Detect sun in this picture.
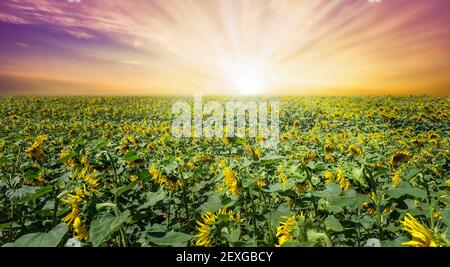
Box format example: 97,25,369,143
230,61,266,95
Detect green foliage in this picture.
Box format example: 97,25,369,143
0,96,448,247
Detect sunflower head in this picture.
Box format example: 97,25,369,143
323,171,334,184
391,170,401,187
324,143,334,153
26,135,48,159
390,150,410,169
336,168,350,190
196,208,242,247
348,144,364,157
401,213,438,247
276,216,298,247
223,167,240,196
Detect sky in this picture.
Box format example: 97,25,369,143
0,0,449,96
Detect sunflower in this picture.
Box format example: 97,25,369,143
391,170,401,187
59,148,77,169
336,168,350,190
301,151,316,164
323,171,334,184
244,145,255,157
78,168,101,191
429,139,438,146
431,165,442,177
362,201,376,215
254,148,262,158
26,135,48,159
372,162,385,169
401,213,438,247
73,217,89,241
80,154,90,168
445,179,450,188
257,179,268,188
74,186,88,198
411,138,425,147
62,195,81,225
62,193,89,241
223,126,231,145
428,132,439,139
276,164,288,187
325,153,335,163
421,149,433,158
223,167,240,196
390,150,410,169
295,182,309,193
187,161,195,170
348,144,364,157
129,175,139,182
275,216,297,247
196,211,217,247
196,208,242,247
324,143,334,153
149,163,181,190
22,172,47,186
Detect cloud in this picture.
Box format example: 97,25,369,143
0,12,29,24
15,42,30,48
0,0,449,95
64,29,96,40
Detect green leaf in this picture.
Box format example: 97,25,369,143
138,169,150,181
281,240,309,247
325,215,344,232
406,168,421,180
89,210,130,247
241,176,259,188
442,208,450,227
57,151,77,164
111,181,137,197
229,228,241,243
163,161,178,174
265,204,291,226
260,153,285,164
314,183,341,198
16,185,53,204
93,140,109,151
267,183,284,193
200,193,222,212
438,194,450,205
138,189,166,210
148,231,193,247
2,223,68,247
328,194,369,208
239,158,253,170
0,222,13,230
349,167,369,189
24,168,40,180
122,151,139,161
0,156,7,165
386,182,427,199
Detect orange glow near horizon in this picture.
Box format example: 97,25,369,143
0,0,449,96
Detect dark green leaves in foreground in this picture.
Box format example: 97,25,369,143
325,215,344,232
89,210,130,247
15,185,53,204
148,231,193,247
2,223,68,247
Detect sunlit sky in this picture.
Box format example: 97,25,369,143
0,0,449,95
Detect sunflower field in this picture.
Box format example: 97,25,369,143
0,96,449,247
